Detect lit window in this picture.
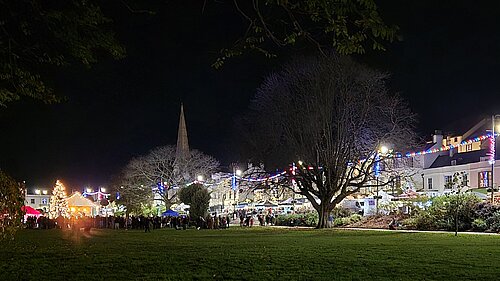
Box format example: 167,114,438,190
41,198,48,205
462,173,469,187
444,175,453,188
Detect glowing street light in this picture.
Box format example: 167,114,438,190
197,175,204,182
235,169,242,176
86,188,93,193
380,145,389,154
35,189,41,195
42,190,48,195
100,187,106,193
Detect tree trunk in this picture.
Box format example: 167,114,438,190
316,204,332,229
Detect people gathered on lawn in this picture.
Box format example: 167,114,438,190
22,210,282,231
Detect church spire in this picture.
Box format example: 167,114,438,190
176,103,190,159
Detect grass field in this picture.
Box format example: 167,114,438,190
1,227,500,280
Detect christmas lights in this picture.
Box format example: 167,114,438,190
48,180,69,219
405,134,492,157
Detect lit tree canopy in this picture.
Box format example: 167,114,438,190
241,53,416,228
117,145,219,210
178,183,211,219
0,171,24,240
49,180,69,219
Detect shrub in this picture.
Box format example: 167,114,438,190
401,217,417,230
332,214,362,227
349,214,362,223
333,217,345,227
331,206,352,218
472,218,487,232
475,202,500,220
414,211,438,230
304,212,318,226
414,194,481,231
275,213,317,227
486,211,500,232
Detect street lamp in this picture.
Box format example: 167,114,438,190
375,145,390,213
197,175,204,182
380,146,389,154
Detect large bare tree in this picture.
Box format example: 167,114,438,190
118,145,219,210
241,53,416,228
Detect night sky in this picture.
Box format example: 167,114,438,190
1,0,500,190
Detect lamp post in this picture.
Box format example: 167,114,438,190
232,168,241,209
375,146,389,214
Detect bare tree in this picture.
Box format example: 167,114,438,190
119,145,219,210
113,163,154,215
242,53,417,228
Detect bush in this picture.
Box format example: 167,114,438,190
401,217,418,230
331,206,352,218
333,214,362,227
486,211,500,232
472,218,488,232
275,213,317,227
414,211,438,230
333,217,345,227
413,194,481,231
475,202,500,220
349,214,362,223
304,212,318,226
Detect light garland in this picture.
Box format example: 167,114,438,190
405,134,492,157
235,171,287,182
489,135,496,165
82,191,110,197
147,134,496,193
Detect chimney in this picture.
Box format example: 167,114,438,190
432,130,443,145
449,148,455,157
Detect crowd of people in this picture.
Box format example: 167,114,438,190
23,210,281,232
236,210,276,227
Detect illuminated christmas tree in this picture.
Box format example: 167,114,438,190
49,180,69,219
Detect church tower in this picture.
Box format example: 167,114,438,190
176,103,190,159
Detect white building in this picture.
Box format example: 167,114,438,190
416,118,499,197
24,188,51,213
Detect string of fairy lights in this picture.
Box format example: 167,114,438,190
92,133,499,195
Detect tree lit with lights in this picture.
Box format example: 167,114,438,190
48,180,69,219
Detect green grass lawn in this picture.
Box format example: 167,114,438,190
1,227,500,280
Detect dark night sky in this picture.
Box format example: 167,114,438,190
1,0,500,190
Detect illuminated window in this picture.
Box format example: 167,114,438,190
479,171,492,188
462,173,469,186
444,175,453,188
41,198,48,205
